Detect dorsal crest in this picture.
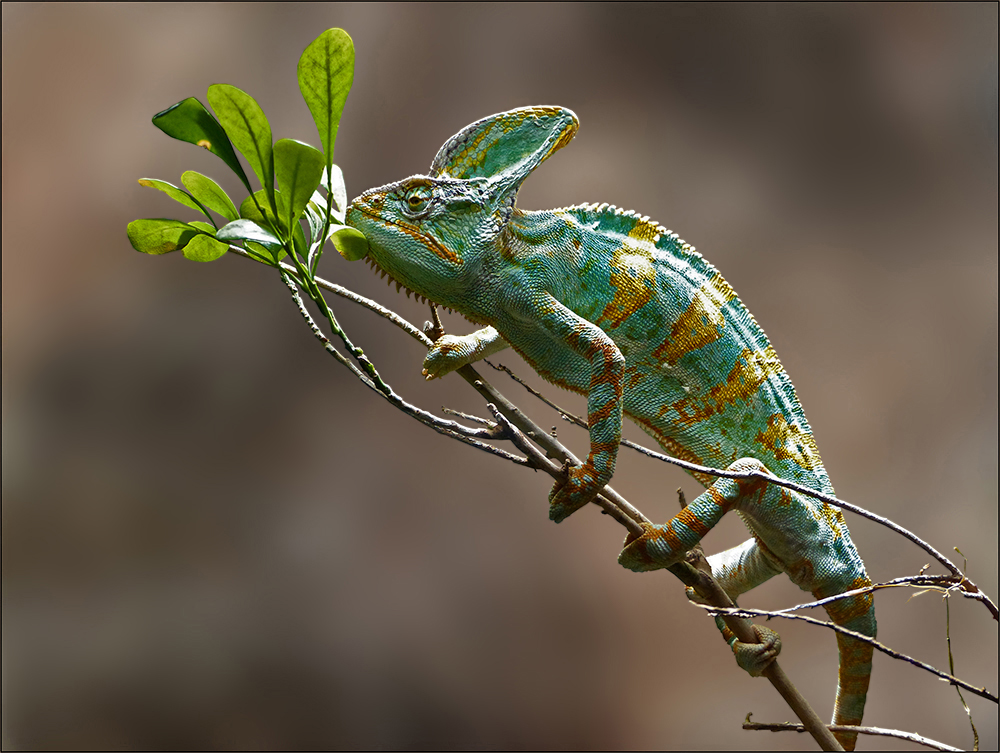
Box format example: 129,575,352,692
430,107,578,201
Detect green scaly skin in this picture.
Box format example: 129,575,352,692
346,107,876,750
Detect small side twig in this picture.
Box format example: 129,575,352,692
742,718,962,752
757,574,982,617
278,270,525,465
700,605,997,703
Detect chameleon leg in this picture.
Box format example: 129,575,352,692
618,458,770,572
618,458,785,675
519,294,624,524
689,538,785,676
703,537,782,602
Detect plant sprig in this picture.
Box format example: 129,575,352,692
128,27,364,271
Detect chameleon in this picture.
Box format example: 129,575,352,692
345,106,876,750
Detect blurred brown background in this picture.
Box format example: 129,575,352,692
3,3,997,750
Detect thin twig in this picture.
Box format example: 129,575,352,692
742,719,962,752
440,406,496,426
279,271,527,465
701,605,997,703
241,256,994,618
769,575,985,616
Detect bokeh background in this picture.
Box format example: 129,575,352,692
3,4,997,750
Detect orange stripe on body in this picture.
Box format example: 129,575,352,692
669,346,785,428
596,221,658,330
654,273,736,367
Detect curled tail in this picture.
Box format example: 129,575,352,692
823,581,877,751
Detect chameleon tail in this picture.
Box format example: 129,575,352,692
823,586,876,751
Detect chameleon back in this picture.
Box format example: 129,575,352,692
502,203,834,497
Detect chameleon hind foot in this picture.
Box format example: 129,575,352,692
729,623,781,677
682,588,782,677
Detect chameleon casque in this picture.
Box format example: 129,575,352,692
345,106,876,750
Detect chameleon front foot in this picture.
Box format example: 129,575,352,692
421,334,474,380
618,521,687,571
548,463,602,523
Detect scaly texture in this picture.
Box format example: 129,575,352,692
346,107,876,750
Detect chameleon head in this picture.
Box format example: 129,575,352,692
346,106,580,309
346,175,495,307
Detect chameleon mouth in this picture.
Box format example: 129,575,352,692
351,202,461,265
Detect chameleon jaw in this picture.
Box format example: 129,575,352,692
362,254,434,306
361,253,467,316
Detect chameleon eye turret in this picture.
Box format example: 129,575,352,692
349,107,876,750
403,185,433,217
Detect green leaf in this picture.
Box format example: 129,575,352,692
189,221,216,234
137,178,214,224
246,240,285,264
182,234,229,262
298,29,354,166
181,171,239,222
240,189,279,228
304,202,325,249
325,164,348,221
331,226,369,261
207,84,274,213
217,219,282,249
274,138,325,231
151,98,252,192
127,219,199,255
239,189,304,263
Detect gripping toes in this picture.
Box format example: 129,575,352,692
618,522,685,571
731,624,781,677
548,463,602,522
422,334,473,379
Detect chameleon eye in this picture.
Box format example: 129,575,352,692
402,186,433,217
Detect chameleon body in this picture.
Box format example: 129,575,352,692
346,107,876,750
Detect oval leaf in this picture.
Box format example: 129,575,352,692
181,171,239,222
207,84,274,213
304,202,326,251
137,178,213,224
331,226,369,261
189,221,216,235
182,234,229,262
127,219,199,255
274,138,325,231
217,219,283,249
151,98,252,192
298,29,355,165
325,164,348,221
240,189,285,237
246,240,285,264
